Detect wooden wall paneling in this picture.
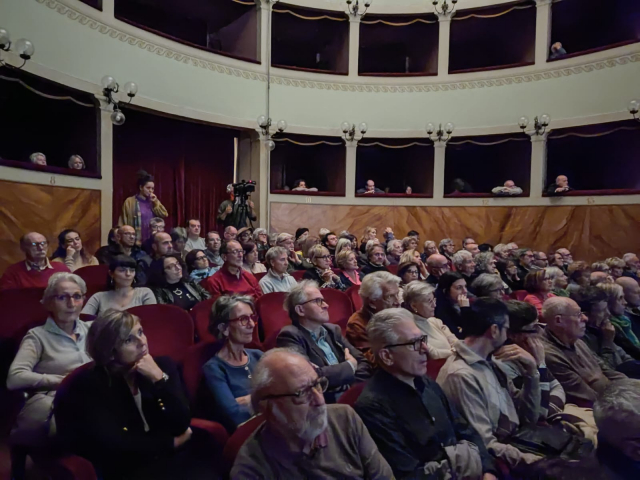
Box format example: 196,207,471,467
0,180,101,275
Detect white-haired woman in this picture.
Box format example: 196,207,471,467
361,242,389,276
386,239,403,266
303,245,347,291
7,272,92,446
403,281,458,359
252,228,269,262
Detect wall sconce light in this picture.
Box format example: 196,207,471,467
257,115,287,151
0,28,35,69
519,114,550,136
628,99,639,122
426,122,454,143
102,75,138,126
433,0,458,16
341,122,368,142
346,0,372,18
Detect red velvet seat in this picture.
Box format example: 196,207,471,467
254,271,268,282
182,342,221,416
387,264,399,275
346,285,363,312
322,289,354,335
336,382,366,407
75,265,109,299
190,297,218,343
254,292,290,348
510,290,529,301
427,358,447,380
291,270,306,282
127,304,194,364
222,414,265,474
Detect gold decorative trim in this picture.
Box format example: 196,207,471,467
37,0,640,93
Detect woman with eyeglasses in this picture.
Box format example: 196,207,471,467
402,281,458,359
242,242,267,275
202,295,262,433
82,255,156,315
184,249,218,284
303,245,347,291
51,229,99,272
523,270,556,317
148,254,210,310
7,273,92,446
434,271,470,339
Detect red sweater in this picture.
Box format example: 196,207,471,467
0,260,70,291
201,266,262,299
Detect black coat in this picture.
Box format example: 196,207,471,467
303,268,347,291
434,295,468,339
361,261,389,276
338,270,364,289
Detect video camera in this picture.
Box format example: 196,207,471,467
232,180,256,203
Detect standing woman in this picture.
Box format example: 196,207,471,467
119,170,168,245
51,229,99,272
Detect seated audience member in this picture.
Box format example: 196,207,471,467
532,251,549,269
439,238,456,267
355,308,496,480
556,248,573,272
605,257,625,280
242,242,267,275
185,249,218,283
7,273,92,446
591,261,610,274
82,255,156,315
141,231,174,271
333,238,352,267
546,175,573,196
202,295,262,432
622,252,639,282
545,266,569,297
478,243,493,253
183,219,206,253
493,243,509,260
54,310,209,480
400,249,428,279
30,152,47,166
252,228,269,262
426,253,451,287
97,225,151,280
437,298,544,469
541,297,627,408
405,186,412,194
223,226,238,242
359,226,378,254
357,179,384,194
397,261,420,291
452,250,476,291
230,349,393,478
497,258,523,292
402,236,419,252
403,281,457,359
435,271,471,338
277,281,371,402
148,254,210,310
303,245,346,291
566,261,591,294
347,271,401,362
0,232,69,290
141,217,166,255
336,250,363,289
462,237,476,250
68,154,85,170
321,231,338,258
451,177,473,193
464,242,481,258
234,227,251,245
201,240,262,298
361,243,389,276
549,41,567,59
590,271,613,287
523,270,557,317
170,228,187,259
94,227,120,265
492,180,523,196
550,251,565,270
276,232,307,272
386,239,403,266
516,248,535,281
475,252,510,292
295,227,309,246
259,247,297,294
572,287,640,378
598,282,640,360
421,240,438,263
472,273,507,300
204,231,223,267
291,179,318,192
506,242,519,256
617,276,640,334
51,229,99,272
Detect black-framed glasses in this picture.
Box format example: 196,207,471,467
52,293,84,302
28,241,48,248
384,334,428,352
315,255,331,260
299,297,327,308
194,255,208,261
229,314,257,327
262,377,329,405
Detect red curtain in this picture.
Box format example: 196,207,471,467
112,108,236,234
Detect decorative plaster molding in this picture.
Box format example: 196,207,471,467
38,0,640,94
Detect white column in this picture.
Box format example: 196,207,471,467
348,16,361,78
534,0,552,65
436,13,454,77
433,142,446,199
345,140,357,199
529,133,548,198
97,97,114,244
257,0,272,67
258,132,271,229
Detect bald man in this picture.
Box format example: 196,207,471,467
541,297,626,408
426,253,451,286
546,175,573,195
0,232,70,290
622,252,640,282
491,180,523,196
231,349,393,479
590,271,613,286
617,277,640,338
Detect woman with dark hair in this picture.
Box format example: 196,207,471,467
522,269,556,317
51,229,98,272
434,271,470,338
54,310,211,479
185,249,218,284
82,255,156,315
241,242,266,275
119,170,168,244
148,254,210,310
397,261,420,288
497,258,523,292
202,295,262,433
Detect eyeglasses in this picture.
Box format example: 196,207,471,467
560,311,585,318
315,255,331,260
262,377,329,405
229,314,257,327
28,241,48,248
384,334,428,352
195,255,208,261
52,293,84,302
226,249,244,256
298,297,328,308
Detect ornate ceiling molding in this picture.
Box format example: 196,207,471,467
38,0,640,93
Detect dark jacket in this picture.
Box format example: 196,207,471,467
361,261,389,277
96,243,151,286
54,357,190,479
303,268,347,291
338,270,364,289
151,280,211,307
355,369,495,479
434,296,468,339
546,183,573,196
276,322,371,403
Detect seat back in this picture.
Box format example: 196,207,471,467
75,265,110,299
387,264,399,275
290,270,306,282
127,304,194,363
427,357,447,380
337,382,366,406
346,285,363,311
182,341,222,419
222,414,265,474
254,292,289,343
322,289,354,335
254,271,268,282
511,290,529,301
190,297,218,343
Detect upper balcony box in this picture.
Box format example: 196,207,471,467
114,0,260,63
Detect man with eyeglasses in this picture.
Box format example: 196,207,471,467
201,240,262,298
231,349,393,478
97,225,151,285
541,296,626,408
0,232,70,290
516,248,535,281
355,308,497,480
277,280,371,403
